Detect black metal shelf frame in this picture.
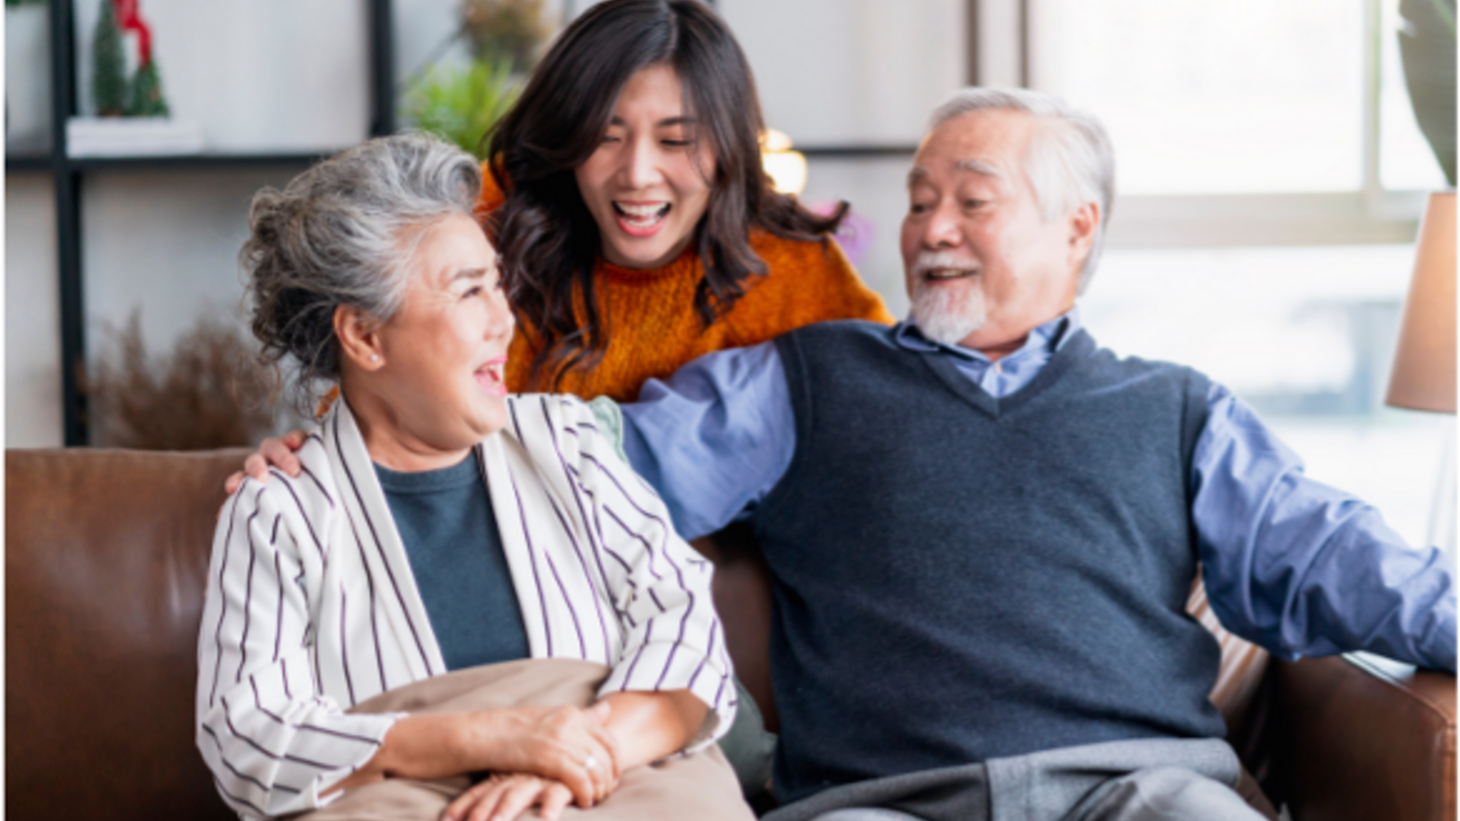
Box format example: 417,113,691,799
32,0,394,446
798,145,917,158
6,154,54,171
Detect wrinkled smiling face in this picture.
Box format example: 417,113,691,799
900,109,1086,350
371,213,516,451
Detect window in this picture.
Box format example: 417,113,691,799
1032,0,1367,194
1081,244,1448,550
1025,0,1448,550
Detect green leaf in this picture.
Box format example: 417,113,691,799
400,58,521,159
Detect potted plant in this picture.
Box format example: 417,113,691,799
1407,0,1460,184
85,313,285,450
400,0,550,158
401,58,519,159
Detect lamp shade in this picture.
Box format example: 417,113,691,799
1386,192,1457,413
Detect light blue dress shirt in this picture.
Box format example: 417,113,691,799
619,310,1458,671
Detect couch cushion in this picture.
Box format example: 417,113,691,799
6,447,248,821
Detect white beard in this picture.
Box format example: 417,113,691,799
910,269,987,347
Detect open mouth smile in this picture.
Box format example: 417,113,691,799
613,201,671,237
475,356,508,396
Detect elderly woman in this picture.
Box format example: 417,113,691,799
196,134,746,821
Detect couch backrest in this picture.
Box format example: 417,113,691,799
6,448,248,821
5,448,1273,821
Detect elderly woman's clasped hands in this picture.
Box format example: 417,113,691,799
377,701,622,821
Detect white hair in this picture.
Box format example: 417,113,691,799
928,87,1115,292
242,133,483,411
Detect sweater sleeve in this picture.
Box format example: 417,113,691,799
196,478,400,819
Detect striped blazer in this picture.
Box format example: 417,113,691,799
195,395,735,819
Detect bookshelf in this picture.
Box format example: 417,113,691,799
6,0,396,446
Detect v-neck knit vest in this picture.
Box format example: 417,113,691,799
475,165,895,402
755,320,1224,804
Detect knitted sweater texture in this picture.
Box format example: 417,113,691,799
477,165,894,402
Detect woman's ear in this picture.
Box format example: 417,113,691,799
334,305,385,371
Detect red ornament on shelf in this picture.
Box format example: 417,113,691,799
112,0,153,67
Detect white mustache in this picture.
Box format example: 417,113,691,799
913,251,980,278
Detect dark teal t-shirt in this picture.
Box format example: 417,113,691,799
374,451,529,671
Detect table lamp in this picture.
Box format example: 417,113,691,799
1384,188,1460,552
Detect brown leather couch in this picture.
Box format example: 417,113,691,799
7,447,1456,820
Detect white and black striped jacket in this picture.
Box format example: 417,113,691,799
196,395,735,819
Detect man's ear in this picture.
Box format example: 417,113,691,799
333,305,385,371
1067,201,1100,271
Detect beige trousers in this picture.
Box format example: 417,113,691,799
295,658,753,821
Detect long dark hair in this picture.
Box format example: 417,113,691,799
486,0,847,388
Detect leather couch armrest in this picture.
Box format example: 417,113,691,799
1273,653,1455,821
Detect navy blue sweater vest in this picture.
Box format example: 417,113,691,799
755,320,1225,803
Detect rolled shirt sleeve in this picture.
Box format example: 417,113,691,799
196,483,402,819
1192,382,1457,671
621,342,797,541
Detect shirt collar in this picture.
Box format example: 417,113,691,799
893,307,1083,363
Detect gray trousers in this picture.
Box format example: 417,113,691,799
767,738,1267,821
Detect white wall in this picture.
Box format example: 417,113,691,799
976,0,1024,88
72,0,370,153
721,0,964,146
395,0,472,83
81,168,302,355
561,0,966,146
6,174,63,448
6,4,54,153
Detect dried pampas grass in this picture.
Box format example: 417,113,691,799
85,312,282,450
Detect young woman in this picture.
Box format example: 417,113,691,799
483,0,893,401
201,134,748,821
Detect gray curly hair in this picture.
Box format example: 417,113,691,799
928,87,1114,292
241,133,482,412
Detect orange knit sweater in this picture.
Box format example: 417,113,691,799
478,166,894,402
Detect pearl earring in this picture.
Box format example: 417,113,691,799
370,354,380,362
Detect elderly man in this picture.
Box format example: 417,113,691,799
608,88,1456,821
244,88,1455,820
